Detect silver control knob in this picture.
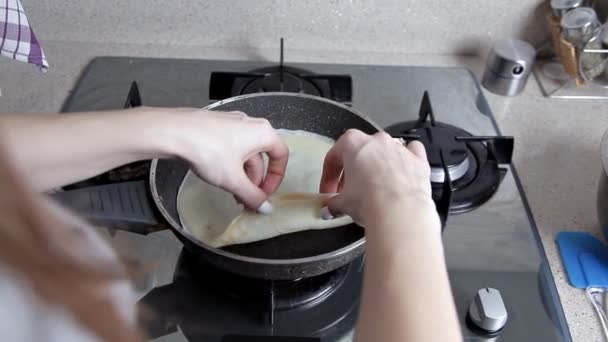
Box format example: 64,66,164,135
468,288,508,332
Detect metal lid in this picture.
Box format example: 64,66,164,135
550,0,584,18
486,39,536,79
561,7,601,44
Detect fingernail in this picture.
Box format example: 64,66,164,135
320,206,334,220
257,201,273,215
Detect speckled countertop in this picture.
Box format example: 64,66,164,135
1,40,607,341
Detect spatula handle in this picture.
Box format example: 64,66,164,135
587,287,608,341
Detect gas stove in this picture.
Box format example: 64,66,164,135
61,52,571,341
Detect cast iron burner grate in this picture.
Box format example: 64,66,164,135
139,251,363,341
385,92,514,226
209,38,352,104
175,251,350,325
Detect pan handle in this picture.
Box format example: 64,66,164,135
51,180,167,234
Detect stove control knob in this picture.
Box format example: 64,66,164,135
468,288,508,332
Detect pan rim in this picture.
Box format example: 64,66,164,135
149,92,383,265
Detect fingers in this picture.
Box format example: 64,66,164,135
337,171,345,192
321,193,347,220
259,132,289,196
236,154,265,206
407,140,428,160
223,171,270,211
227,110,247,118
320,143,345,193
202,110,247,118
320,129,366,193
244,153,264,186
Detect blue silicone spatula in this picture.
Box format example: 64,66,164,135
556,231,608,340
556,232,608,288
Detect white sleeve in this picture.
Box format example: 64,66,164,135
0,198,138,341
0,265,99,342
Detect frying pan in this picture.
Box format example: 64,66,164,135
53,93,382,280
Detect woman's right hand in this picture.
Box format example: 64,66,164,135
325,131,462,342
157,108,288,211
319,129,438,232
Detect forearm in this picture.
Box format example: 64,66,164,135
0,109,175,191
355,204,462,342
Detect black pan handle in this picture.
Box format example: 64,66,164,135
51,180,167,234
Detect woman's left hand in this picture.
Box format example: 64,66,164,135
161,108,289,212
0,107,288,204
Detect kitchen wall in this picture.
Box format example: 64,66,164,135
23,0,550,57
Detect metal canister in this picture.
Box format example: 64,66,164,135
482,39,536,96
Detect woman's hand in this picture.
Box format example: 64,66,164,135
320,129,437,230
325,131,462,342
162,108,289,211
0,107,288,210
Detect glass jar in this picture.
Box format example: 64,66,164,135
561,7,608,82
551,0,585,18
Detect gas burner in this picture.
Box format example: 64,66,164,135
386,91,514,225
412,125,471,183
139,250,363,341
175,250,350,315
233,65,323,96
209,38,352,104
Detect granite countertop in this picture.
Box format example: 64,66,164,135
1,40,607,342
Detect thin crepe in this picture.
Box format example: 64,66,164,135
211,193,351,248
177,129,353,248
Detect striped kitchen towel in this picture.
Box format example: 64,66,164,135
0,0,48,71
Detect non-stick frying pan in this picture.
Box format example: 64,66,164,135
54,93,382,280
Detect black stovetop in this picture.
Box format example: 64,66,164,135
61,56,572,342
